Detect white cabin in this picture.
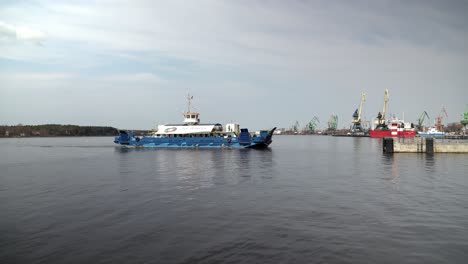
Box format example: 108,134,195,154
150,94,238,138
183,112,200,125
225,123,240,134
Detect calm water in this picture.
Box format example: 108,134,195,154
1,136,467,263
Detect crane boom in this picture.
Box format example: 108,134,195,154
417,111,430,131
375,88,389,126
382,89,390,118
358,92,366,123
382,88,389,121
462,105,468,125
440,106,448,118
351,92,366,133
352,92,366,124
307,116,320,132
436,106,448,132
293,121,300,133
328,114,338,130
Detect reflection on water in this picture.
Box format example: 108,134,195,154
424,153,435,172
381,152,394,167
1,137,468,264
114,146,132,154
352,137,363,152
381,153,400,183
380,149,440,187
113,147,274,193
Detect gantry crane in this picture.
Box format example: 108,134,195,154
436,106,448,132
351,92,366,132
328,114,338,131
416,111,430,131
306,116,320,133
375,88,389,129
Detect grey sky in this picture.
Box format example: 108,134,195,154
1,0,467,130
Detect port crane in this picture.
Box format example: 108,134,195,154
462,105,468,125
435,106,448,132
351,92,366,132
462,105,468,135
328,114,338,131
292,121,300,134
416,111,430,131
306,116,320,133
375,88,389,129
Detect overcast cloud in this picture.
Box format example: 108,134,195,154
0,0,467,130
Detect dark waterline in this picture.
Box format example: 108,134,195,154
1,136,467,263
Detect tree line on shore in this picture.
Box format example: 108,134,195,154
0,124,118,137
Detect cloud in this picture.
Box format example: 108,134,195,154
0,72,73,82
0,21,45,44
101,73,163,83
0,1,467,127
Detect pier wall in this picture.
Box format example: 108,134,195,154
383,138,468,153
435,141,468,153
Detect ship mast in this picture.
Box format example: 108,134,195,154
187,93,192,113
183,93,200,125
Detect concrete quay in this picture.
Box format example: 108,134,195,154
383,137,468,153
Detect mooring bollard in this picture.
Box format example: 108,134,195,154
426,138,434,154
383,137,394,153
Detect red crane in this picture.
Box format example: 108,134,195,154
436,106,448,132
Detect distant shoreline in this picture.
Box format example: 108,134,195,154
0,124,148,138
0,135,116,138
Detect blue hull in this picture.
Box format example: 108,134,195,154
114,128,276,149
419,133,445,138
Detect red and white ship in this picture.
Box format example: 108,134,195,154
368,88,416,138
369,119,416,138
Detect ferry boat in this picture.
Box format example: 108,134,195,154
114,95,276,149
418,127,445,138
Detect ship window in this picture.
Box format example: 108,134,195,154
191,115,196,118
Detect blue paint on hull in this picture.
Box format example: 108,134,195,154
114,128,276,149
418,133,445,138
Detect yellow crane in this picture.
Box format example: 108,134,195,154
375,88,389,128
352,92,366,131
